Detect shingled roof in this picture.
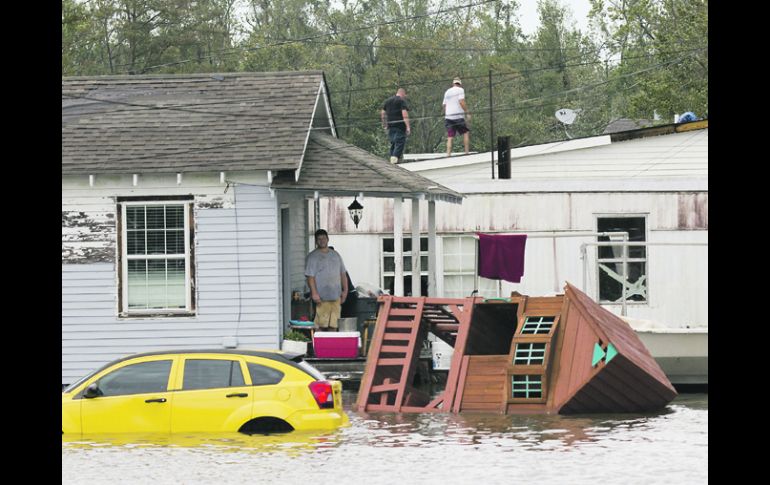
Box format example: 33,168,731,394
270,132,463,203
62,71,330,174
62,71,462,203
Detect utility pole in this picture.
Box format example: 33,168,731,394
488,69,495,179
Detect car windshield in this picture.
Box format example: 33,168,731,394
62,368,101,393
297,360,324,381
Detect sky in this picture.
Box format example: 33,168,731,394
517,0,593,36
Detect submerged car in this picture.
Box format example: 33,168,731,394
62,350,348,434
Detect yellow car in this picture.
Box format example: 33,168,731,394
62,350,348,434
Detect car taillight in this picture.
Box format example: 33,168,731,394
308,380,334,409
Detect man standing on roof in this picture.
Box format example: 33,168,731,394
381,88,411,164
443,77,471,156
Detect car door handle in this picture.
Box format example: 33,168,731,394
226,393,248,398
145,398,167,403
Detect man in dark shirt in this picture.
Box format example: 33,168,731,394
380,88,411,164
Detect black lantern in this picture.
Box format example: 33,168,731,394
347,196,364,228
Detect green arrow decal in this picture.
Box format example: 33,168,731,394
605,343,618,363
592,343,606,367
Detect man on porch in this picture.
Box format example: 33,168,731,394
305,229,348,331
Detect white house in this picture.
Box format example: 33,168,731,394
319,121,708,385
61,71,461,386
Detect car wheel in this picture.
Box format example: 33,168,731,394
238,417,294,435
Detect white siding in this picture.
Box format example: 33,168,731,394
62,179,280,385
407,129,708,193
277,192,310,293
321,235,383,289
62,173,237,264
324,193,706,235
321,191,707,330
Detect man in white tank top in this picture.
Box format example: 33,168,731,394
442,77,471,156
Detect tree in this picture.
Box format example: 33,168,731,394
61,0,707,153
62,0,104,75
62,0,241,76
588,0,708,120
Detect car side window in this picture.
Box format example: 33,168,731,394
247,362,284,386
98,360,172,396
183,359,245,390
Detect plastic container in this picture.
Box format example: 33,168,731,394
313,331,361,358
356,297,378,321
282,339,308,355
431,339,454,370
356,297,380,333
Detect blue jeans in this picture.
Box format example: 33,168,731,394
388,128,407,158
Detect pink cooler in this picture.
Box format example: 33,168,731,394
313,331,361,358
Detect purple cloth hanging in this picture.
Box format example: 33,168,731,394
477,233,527,283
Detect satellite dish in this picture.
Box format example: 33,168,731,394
555,108,578,125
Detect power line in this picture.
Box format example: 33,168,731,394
65,56,698,171
417,58,705,158
73,0,705,75
300,37,706,55
121,0,497,74
64,64,703,154
355,53,708,125
474,54,697,116
62,45,705,125
301,38,603,53
64,54,702,156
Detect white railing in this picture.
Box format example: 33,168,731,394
580,241,709,316
472,232,707,318
474,231,629,298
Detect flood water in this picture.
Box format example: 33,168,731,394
62,391,707,484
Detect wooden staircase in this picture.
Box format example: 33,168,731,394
356,296,477,413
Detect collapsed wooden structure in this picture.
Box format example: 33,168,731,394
355,283,677,414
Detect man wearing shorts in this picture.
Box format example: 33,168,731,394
443,77,471,156
305,229,348,330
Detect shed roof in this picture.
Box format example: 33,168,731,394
270,133,463,203
564,283,673,388
559,283,678,412
62,71,329,174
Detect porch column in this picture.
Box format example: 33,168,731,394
411,197,421,297
313,191,320,232
428,200,436,297
394,196,404,296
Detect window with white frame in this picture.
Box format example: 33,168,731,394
382,237,428,296
442,235,500,298
597,216,647,303
119,201,194,315
442,235,476,298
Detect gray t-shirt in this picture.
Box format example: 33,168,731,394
305,249,347,301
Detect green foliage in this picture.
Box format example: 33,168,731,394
588,0,708,120
62,0,707,153
284,330,311,342
62,0,241,75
